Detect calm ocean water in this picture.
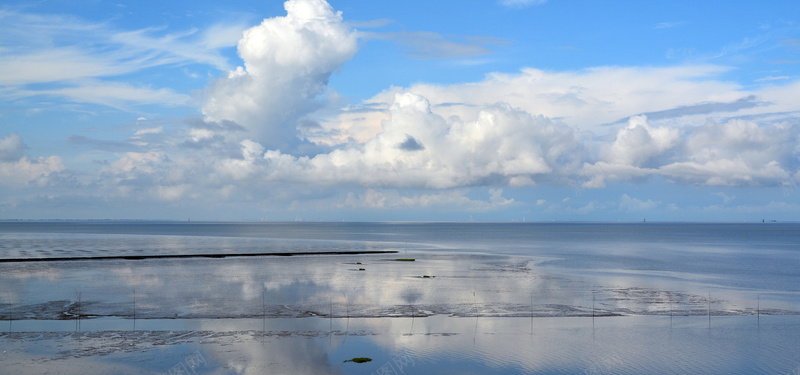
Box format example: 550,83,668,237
2,221,800,374
2,221,798,292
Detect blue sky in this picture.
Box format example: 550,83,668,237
1,0,799,221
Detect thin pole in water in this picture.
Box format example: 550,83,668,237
707,292,711,329
328,292,333,346
6,298,10,333
592,292,595,329
342,292,350,342
132,289,136,332
757,294,760,328
668,295,673,328
75,291,81,332
530,292,534,335
410,304,415,335
472,290,478,344
473,291,479,320
343,293,349,320
262,289,266,333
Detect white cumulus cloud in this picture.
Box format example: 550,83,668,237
227,92,585,189
587,118,799,187
0,132,26,161
202,0,358,149
0,133,64,187
603,115,680,167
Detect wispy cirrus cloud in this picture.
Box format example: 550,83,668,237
755,75,791,82
0,8,244,110
653,21,687,30
68,135,143,153
353,14,509,61
0,9,244,81
27,80,191,111
359,30,506,60
498,0,547,8
611,95,767,125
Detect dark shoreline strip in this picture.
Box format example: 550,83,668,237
0,250,399,263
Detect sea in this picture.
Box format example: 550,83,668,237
1,221,799,374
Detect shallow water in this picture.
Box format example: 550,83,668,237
1,222,799,373
3,316,800,374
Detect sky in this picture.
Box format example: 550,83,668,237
1,0,799,221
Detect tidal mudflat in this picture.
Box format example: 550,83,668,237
1,222,800,374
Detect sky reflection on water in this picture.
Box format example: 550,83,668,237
3,315,800,374
2,222,800,373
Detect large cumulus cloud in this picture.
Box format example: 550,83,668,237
201,0,358,150
661,119,798,186
586,116,799,187
303,61,800,190
213,92,585,190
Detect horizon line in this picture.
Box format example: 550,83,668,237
0,219,795,224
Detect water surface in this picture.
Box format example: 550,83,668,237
1,222,799,374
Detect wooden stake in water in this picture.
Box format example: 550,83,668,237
328,292,333,346
343,293,349,320
530,293,534,335
472,291,479,319
5,297,10,333
75,291,81,332
707,292,711,329
757,294,760,328
132,289,136,331
410,304,415,335
472,291,479,344
262,289,266,333
668,295,673,328
342,292,350,341
592,292,595,329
